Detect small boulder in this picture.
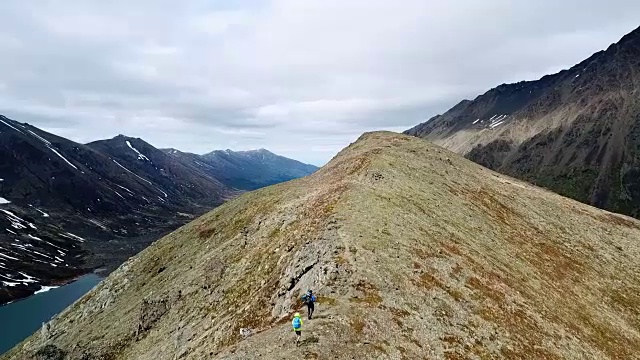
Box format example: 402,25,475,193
239,328,254,338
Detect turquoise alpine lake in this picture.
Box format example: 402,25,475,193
0,274,102,355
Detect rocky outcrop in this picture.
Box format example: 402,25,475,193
33,345,66,360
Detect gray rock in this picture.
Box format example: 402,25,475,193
239,328,254,338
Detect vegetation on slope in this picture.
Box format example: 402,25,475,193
5,132,640,359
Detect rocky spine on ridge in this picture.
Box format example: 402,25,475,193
4,132,639,359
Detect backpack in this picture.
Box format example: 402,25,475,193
302,293,315,304
292,317,302,329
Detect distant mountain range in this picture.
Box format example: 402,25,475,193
406,25,640,219
165,148,318,191
0,115,317,304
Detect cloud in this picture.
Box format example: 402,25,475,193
0,0,638,165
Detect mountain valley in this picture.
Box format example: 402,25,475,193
0,115,317,305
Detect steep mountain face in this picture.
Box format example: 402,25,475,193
196,148,318,190
406,25,640,218
6,132,639,359
0,117,234,305
87,136,232,206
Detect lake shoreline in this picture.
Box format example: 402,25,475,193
0,266,102,307
0,273,103,355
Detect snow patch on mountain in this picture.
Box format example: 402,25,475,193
126,141,150,161
0,118,24,134
112,159,153,185
1,210,36,230
34,285,59,294
26,129,79,170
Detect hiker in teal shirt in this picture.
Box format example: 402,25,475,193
292,312,303,346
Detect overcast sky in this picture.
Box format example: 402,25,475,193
0,1,638,165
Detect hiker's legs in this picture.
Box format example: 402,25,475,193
308,303,314,319
295,331,301,346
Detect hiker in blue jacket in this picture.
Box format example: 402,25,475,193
301,289,317,320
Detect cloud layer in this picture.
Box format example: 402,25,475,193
0,0,638,164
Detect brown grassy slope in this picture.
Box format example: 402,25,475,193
4,131,640,360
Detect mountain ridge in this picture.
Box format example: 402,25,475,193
4,131,639,359
405,25,640,219
169,147,318,191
